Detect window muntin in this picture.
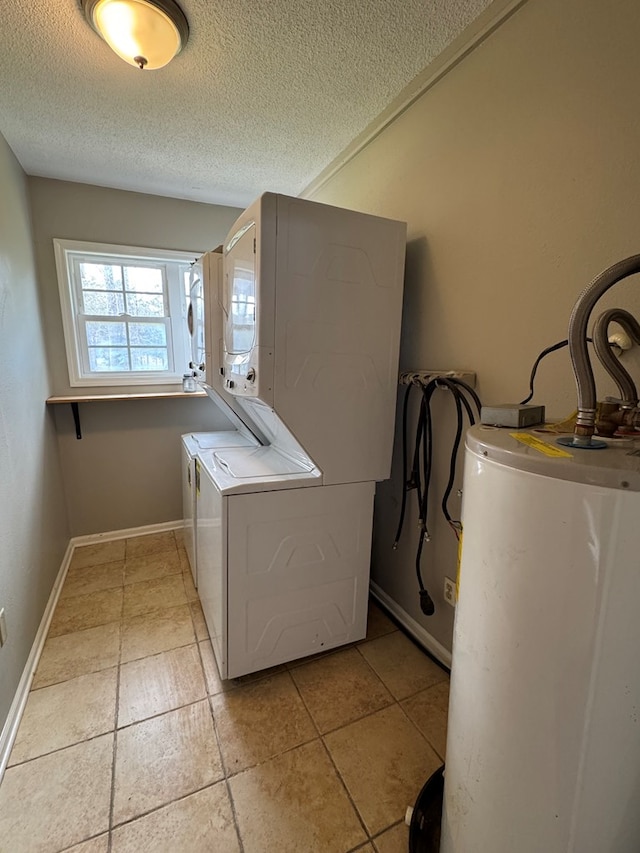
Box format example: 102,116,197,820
54,239,200,387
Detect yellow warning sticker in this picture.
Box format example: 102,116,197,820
510,433,573,458
456,528,463,599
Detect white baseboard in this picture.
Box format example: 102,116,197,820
0,540,74,782
370,581,452,669
70,519,183,547
0,520,183,783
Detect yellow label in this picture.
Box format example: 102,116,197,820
510,432,573,458
456,528,463,598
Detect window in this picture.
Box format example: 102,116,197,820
54,239,200,387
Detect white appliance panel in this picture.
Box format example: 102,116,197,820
226,481,374,678
222,193,406,485
441,428,640,853
181,439,195,584
181,430,256,586
196,458,227,675
274,195,405,484
222,196,277,403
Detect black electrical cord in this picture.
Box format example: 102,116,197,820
436,378,476,534
392,383,414,549
448,377,482,418
393,375,481,616
520,338,593,405
417,380,437,543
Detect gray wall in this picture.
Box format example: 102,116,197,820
28,179,242,535
0,137,69,733
307,0,640,654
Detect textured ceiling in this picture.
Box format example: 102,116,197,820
0,0,493,207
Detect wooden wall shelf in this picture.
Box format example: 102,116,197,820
46,391,207,439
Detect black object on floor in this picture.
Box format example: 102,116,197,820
409,764,444,853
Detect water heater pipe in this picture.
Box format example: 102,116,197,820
568,254,640,444
592,308,640,406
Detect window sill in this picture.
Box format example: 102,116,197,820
46,390,207,438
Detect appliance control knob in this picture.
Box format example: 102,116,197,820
246,368,256,382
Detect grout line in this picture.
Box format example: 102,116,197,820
318,734,372,844
203,665,246,853
395,692,447,763
288,667,372,845
108,780,229,835
108,538,195,839
369,818,407,850
310,698,397,738
208,668,322,780
221,732,322,781
394,675,450,705
346,842,378,853
5,725,117,770
116,691,209,733
107,560,127,853
28,658,118,693
120,635,197,667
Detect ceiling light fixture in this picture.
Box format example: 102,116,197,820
81,0,189,70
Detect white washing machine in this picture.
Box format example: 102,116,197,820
195,444,374,679
181,430,256,586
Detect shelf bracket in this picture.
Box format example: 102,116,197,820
70,402,82,439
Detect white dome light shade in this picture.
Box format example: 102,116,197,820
82,0,189,70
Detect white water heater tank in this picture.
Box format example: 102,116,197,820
441,425,640,853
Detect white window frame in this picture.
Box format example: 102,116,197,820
54,239,200,387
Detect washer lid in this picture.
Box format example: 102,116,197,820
197,446,321,495
191,431,256,449
214,446,315,478
466,425,640,491
181,430,256,457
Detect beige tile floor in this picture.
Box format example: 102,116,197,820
0,531,449,853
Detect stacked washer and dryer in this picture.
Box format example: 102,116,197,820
182,193,406,679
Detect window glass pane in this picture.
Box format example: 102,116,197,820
129,323,167,346
124,266,163,293
89,348,130,371
83,292,125,315
86,321,127,346
125,292,165,317
79,263,122,290
130,348,169,371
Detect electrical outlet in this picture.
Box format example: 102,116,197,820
0,608,6,647
443,578,457,607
